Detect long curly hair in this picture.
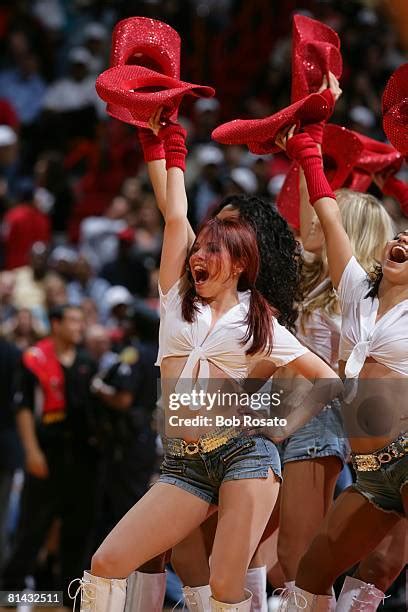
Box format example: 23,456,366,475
213,195,302,330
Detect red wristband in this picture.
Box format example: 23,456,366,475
138,128,165,162
286,133,335,205
158,123,188,171
303,122,324,144
383,175,408,216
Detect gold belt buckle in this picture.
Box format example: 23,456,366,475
184,441,201,455
377,451,393,464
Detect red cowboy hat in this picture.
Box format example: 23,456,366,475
382,63,408,156
98,17,214,127
211,92,332,154
277,124,363,230
345,131,403,190
105,17,181,126
291,15,342,103
96,65,215,128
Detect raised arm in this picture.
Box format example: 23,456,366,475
139,112,195,247
152,121,191,293
278,127,352,288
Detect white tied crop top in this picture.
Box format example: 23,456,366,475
338,256,408,378
155,277,308,389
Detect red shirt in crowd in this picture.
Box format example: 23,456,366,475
2,203,51,269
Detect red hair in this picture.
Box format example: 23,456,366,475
182,217,276,355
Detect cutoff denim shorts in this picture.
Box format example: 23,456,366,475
158,435,281,505
279,399,350,465
353,453,408,516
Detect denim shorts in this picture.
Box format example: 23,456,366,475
158,435,281,505
279,400,350,465
352,453,408,516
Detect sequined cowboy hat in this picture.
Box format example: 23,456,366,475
211,92,333,155
382,62,408,156
291,14,342,103
277,124,363,229
96,65,215,128
346,132,403,191
97,17,215,127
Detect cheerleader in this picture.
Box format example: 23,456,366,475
72,114,339,612
274,103,408,611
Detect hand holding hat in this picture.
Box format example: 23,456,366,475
276,127,335,205
96,17,215,129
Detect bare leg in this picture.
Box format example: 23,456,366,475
296,488,401,595
171,516,217,587
91,483,213,578
355,518,408,591
277,457,341,581
210,469,280,603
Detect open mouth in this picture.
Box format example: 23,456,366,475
192,265,210,285
389,245,408,264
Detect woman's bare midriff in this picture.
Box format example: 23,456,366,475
160,356,243,442
340,358,407,454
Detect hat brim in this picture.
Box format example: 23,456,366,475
353,132,402,174
96,65,215,128
346,169,373,193
382,64,408,155
291,15,342,102
322,124,363,189
110,17,181,79
211,93,332,154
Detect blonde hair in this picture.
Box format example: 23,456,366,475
300,189,395,328
336,189,395,274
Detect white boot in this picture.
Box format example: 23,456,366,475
183,585,212,611
210,589,252,611
124,571,166,612
277,586,335,611
245,567,268,612
69,571,127,612
335,576,385,611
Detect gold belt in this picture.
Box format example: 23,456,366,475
165,427,240,457
352,434,408,472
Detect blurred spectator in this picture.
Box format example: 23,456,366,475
0,53,46,126
100,229,150,298
0,125,19,201
131,193,163,259
1,305,100,604
0,336,23,569
34,152,74,234
90,306,158,541
84,323,117,371
104,285,133,343
67,253,110,322
42,47,98,115
2,307,45,351
0,271,17,325
82,22,108,75
48,246,77,282
81,298,100,328
13,242,49,310
192,97,221,144
79,196,129,272
188,144,224,226
1,190,51,271
43,273,67,311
